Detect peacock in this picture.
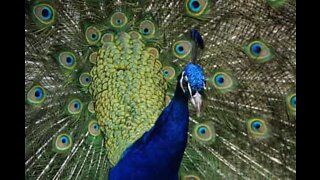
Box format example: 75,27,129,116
25,0,296,179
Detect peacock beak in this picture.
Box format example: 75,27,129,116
190,91,202,117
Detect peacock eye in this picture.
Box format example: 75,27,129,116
251,121,262,131
188,0,201,13
185,0,209,18
247,118,269,140
88,120,100,136
162,66,176,80
54,134,72,152
214,74,225,86
286,93,296,111
41,7,52,20
58,52,76,70
61,136,68,144
116,19,122,24
67,99,83,115
250,43,262,56
27,85,46,105
143,28,149,34
198,127,206,135
193,123,215,144
139,20,156,38
79,72,92,87
172,40,192,59
244,40,273,63
184,175,200,180
34,87,43,100
291,95,296,108
111,12,128,28
33,4,55,24
211,71,235,93
176,45,185,54
85,26,101,45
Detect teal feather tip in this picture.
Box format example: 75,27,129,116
162,66,176,80
244,40,274,63
57,51,77,70
184,0,210,18
26,85,46,105
193,122,215,144
53,134,72,153
79,72,92,87
85,26,101,45
32,3,55,26
286,93,296,114
246,118,270,140
66,99,83,115
88,120,101,136
172,40,193,59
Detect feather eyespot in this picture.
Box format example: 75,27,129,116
214,74,225,86
58,52,76,70
85,26,101,45
172,40,192,59
54,134,72,152
33,4,55,25
26,85,46,105
183,175,200,180
185,0,209,18
139,20,156,38
291,96,296,108
67,99,83,115
247,118,269,140
286,93,296,112
162,66,176,80
244,40,274,63
111,12,128,28
79,72,92,87
188,0,201,13
88,120,100,136
193,122,215,144
211,71,236,93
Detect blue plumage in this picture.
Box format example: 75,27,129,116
109,63,206,180
184,63,205,92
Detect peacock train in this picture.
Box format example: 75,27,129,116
25,0,296,179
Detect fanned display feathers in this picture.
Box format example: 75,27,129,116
25,0,296,179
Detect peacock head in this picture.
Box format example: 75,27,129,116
180,63,206,116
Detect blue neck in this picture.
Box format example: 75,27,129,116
109,82,190,180
151,82,189,159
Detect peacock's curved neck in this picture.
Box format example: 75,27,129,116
155,81,189,146
173,79,188,103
